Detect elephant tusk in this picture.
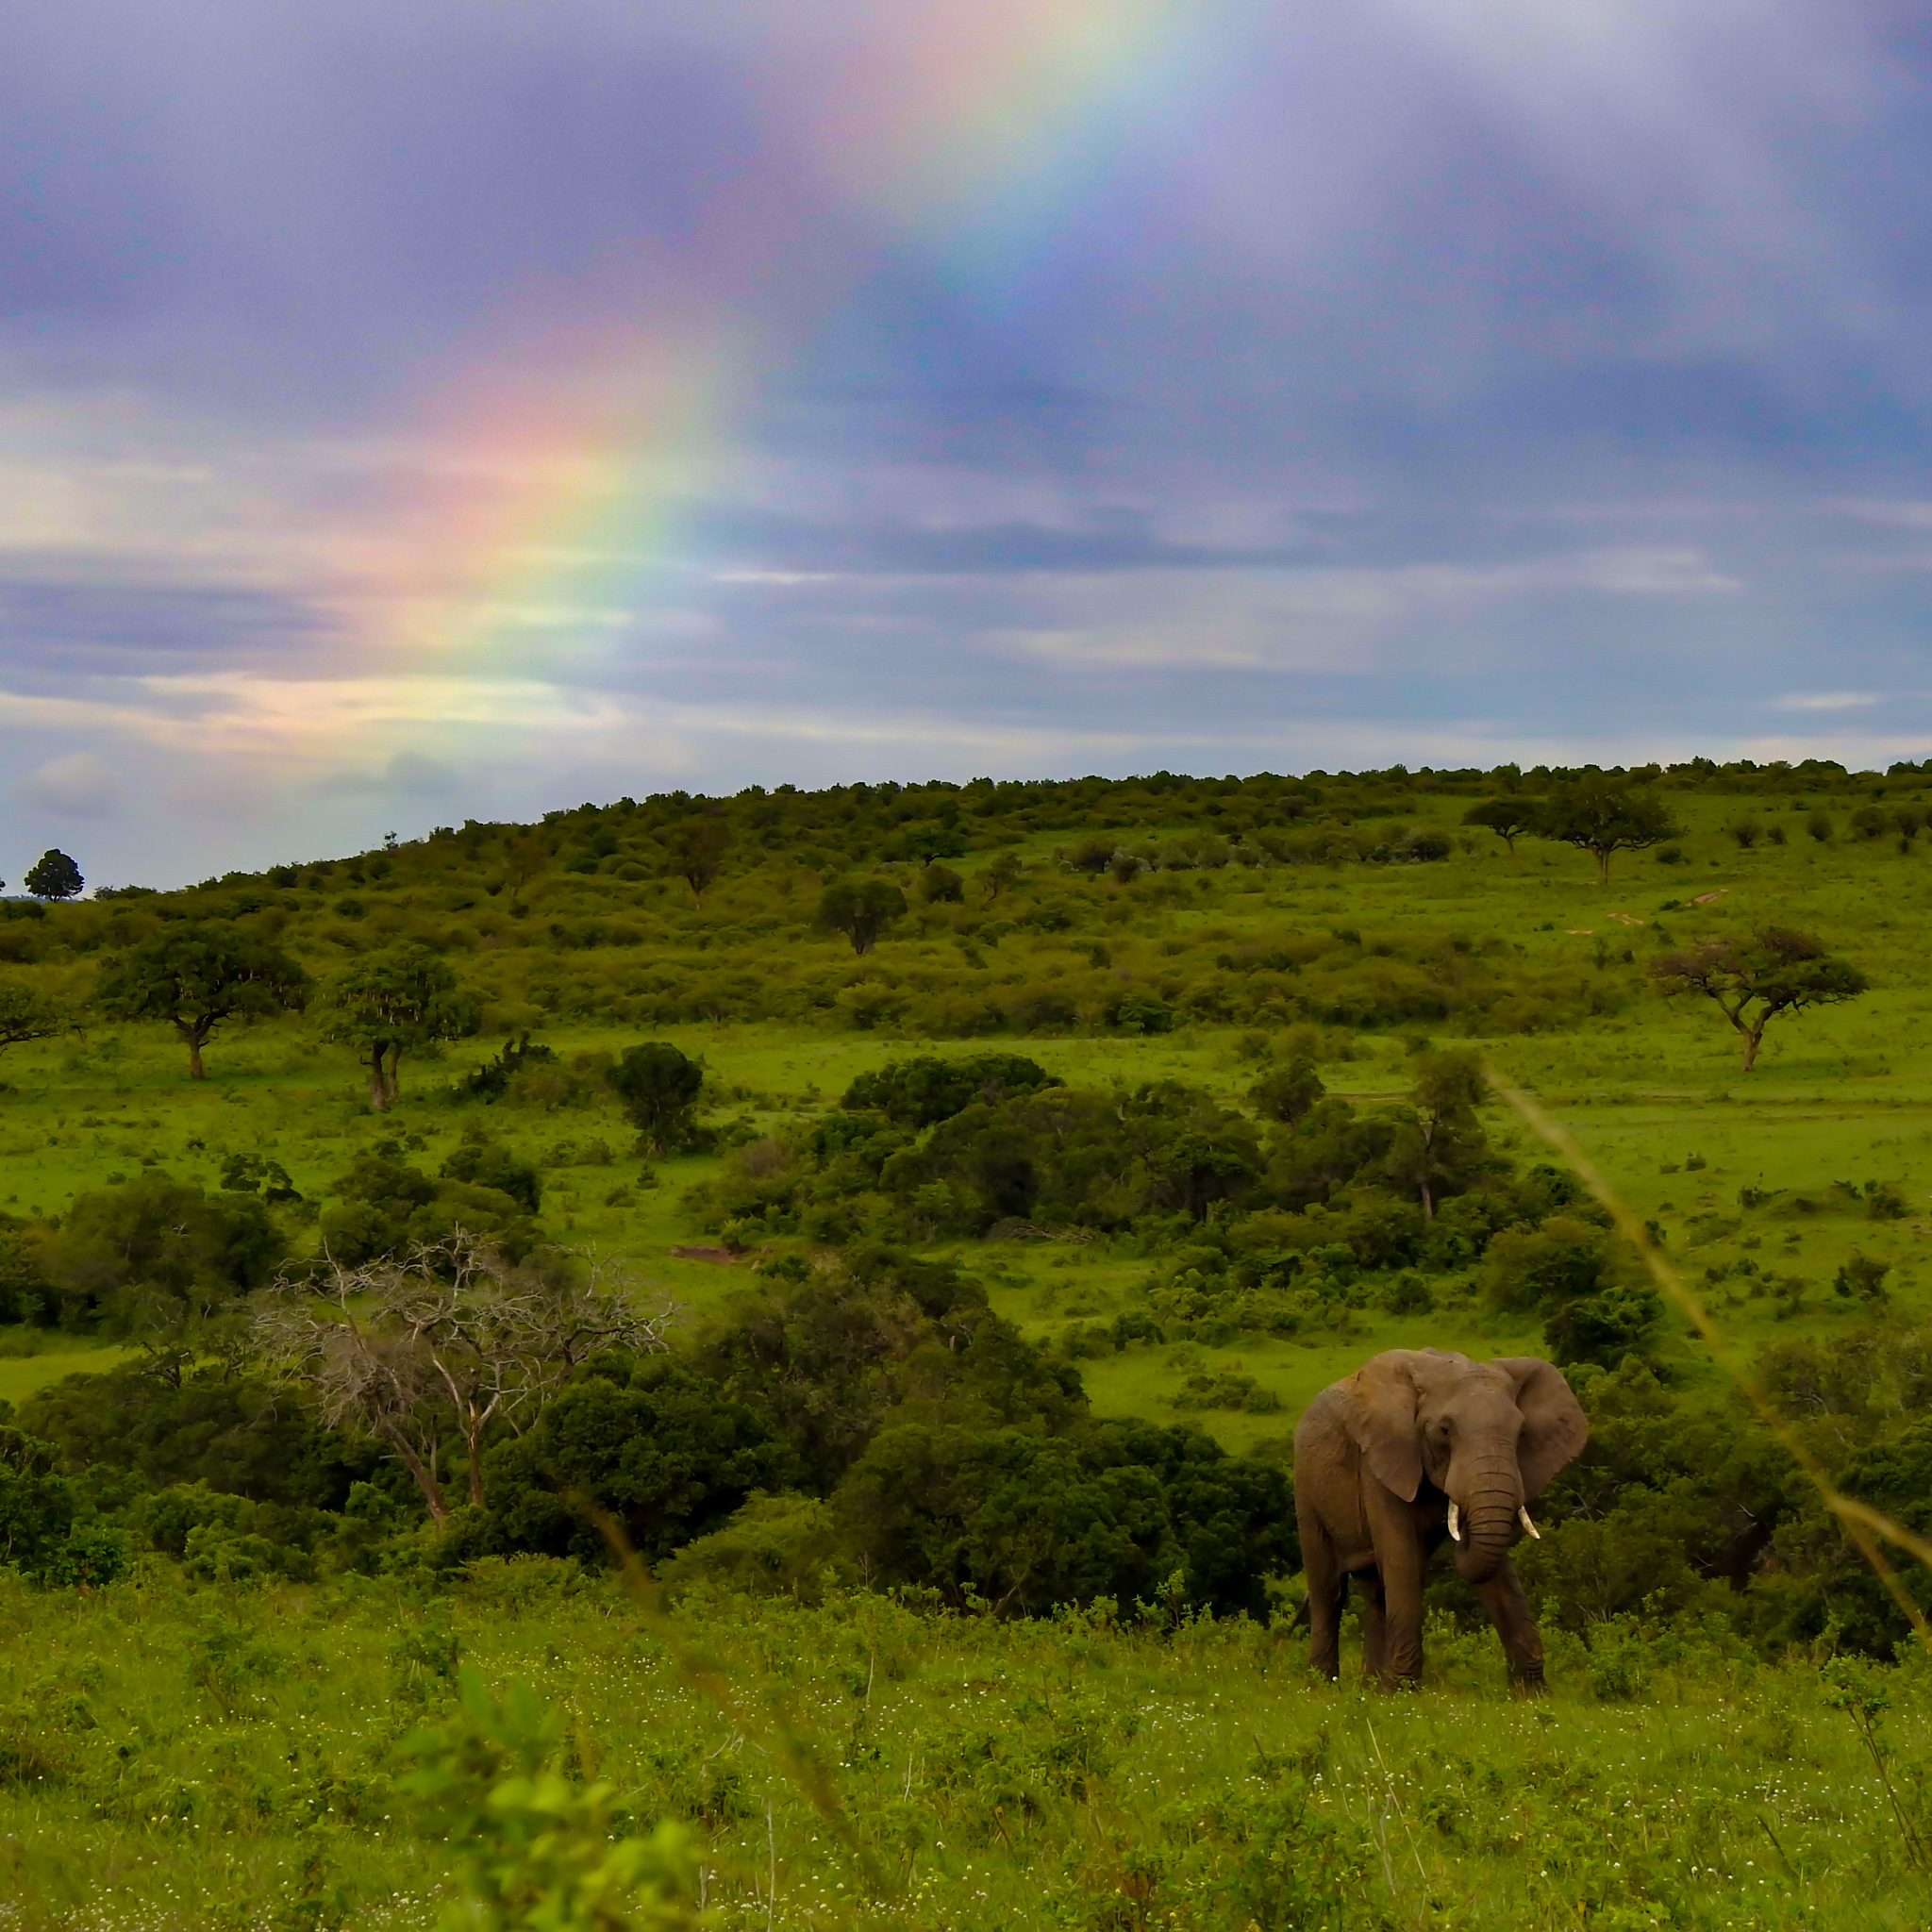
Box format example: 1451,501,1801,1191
1518,1507,1541,1541
1447,1502,1462,1542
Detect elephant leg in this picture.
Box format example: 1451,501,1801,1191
1473,1559,1546,1692
1380,1553,1427,1687
1357,1573,1389,1682
1301,1513,1345,1680
1367,1504,1427,1688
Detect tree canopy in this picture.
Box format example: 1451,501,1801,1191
607,1041,705,1155
23,849,83,901
1653,926,1869,1071
0,982,61,1057
816,878,907,955
319,942,476,1110
1462,797,1538,858
1535,778,1680,884
96,923,309,1078
662,817,730,908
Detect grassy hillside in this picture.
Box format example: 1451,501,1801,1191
6,756,1932,1926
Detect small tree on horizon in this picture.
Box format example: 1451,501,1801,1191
1534,777,1679,885
1653,926,1869,1071
96,924,309,1079
23,850,83,901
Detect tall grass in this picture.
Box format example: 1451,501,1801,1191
1,1559,1927,1929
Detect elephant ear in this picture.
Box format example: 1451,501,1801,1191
1495,1357,1589,1498
1343,1353,1424,1503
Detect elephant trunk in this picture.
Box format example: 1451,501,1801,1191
1450,1451,1523,1585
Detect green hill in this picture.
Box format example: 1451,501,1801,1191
6,754,1932,1925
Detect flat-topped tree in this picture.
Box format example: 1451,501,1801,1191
97,924,309,1078
1535,776,1679,885
1461,797,1538,860
320,942,477,1110
0,983,62,1061
1653,926,1869,1071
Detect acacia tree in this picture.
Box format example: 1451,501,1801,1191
663,817,730,908
0,982,62,1061
979,852,1023,902
96,924,310,1079
1535,778,1679,885
1384,1050,1491,1220
816,878,908,956
1461,798,1539,860
251,1235,674,1519
1653,927,1869,1071
320,942,476,1110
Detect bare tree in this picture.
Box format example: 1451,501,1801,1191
251,1234,675,1521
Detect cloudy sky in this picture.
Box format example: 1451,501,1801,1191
7,0,1932,886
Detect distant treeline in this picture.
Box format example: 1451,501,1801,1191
11,757,1900,1041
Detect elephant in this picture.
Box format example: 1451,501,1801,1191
1293,1347,1588,1690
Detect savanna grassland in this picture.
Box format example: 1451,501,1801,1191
7,758,1932,1928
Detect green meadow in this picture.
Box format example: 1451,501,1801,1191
5,760,1932,1925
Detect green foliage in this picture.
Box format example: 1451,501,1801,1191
463,1034,558,1102
96,921,309,1077
0,1423,129,1584
319,941,477,1108
1461,796,1537,854
834,1416,1292,1617
399,1668,699,1929
698,1248,1087,1489
1533,777,1680,883
840,1051,1061,1128
1246,1057,1324,1125
1654,925,1870,1070
34,1170,285,1334
0,980,62,1053
21,1357,380,1505
606,1042,705,1155
23,849,83,901
483,1357,801,1563
318,1141,540,1264
441,1124,543,1212
815,877,908,955
1543,1282,1665,1369
660,816,730,909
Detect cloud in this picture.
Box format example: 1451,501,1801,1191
14,751,128,818
1003,550,1740,671
1771,691,1882,711
386,750,459,796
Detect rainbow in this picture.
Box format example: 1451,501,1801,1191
344,0,1206,686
